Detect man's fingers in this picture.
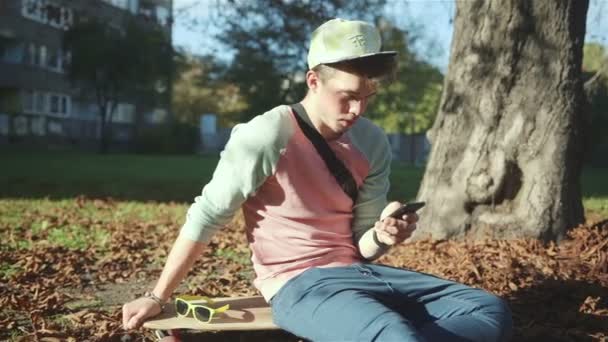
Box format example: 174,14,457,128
377,219,411,236
122,305,133,329
381,217,398,225
382,224,399,235
126,311,147,330
376,230,396,245
375,217,417,245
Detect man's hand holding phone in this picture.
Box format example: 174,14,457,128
374,201,425,246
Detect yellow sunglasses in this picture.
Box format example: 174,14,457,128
175,295,230,323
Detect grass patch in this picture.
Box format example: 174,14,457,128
3,224,111,251
64,298,104,311
583,197,608,217
0,150,606,216
47,225,111,251
0,197,187,252
0,151,217,202
0,262,19,280
48,314,76,331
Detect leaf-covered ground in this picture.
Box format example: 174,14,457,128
0,197,606,341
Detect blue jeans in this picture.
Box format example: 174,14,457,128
270,263,513,342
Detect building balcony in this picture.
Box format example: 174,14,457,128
0,61,71,92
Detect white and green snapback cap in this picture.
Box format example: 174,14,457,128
307,18,397,70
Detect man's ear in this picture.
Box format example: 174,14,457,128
306,70,320,92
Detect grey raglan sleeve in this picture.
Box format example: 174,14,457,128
179,107,290,242
350,123,392,244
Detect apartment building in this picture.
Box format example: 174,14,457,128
0,0,172,148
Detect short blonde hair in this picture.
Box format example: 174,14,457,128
312,54,397,84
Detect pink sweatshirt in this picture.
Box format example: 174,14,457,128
180,105,392,301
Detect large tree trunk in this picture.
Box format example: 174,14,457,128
416,0,589,242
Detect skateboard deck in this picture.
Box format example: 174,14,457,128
143,296,279,331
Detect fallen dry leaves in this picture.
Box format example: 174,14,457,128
0,197,606,341
381,219,608,341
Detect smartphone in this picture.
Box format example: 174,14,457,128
387,201,426,219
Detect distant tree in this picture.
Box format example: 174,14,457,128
417,1,589,241
210,0,386,122
172,52,246,127
367,21,443,135
64,18,171,153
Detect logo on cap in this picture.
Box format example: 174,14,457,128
349,34,366,47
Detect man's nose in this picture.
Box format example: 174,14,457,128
350,100,364,116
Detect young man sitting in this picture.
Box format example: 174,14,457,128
123,18,513,342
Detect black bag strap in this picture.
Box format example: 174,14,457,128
291,103,358,203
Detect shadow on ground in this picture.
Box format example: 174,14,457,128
508,278,608,341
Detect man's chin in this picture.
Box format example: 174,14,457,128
327,127,347,140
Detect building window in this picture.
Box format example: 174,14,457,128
34,92,46,113
22,90,71,116
62,50,71,71
147,108,167,124
39,45,47,67
48,93,70,117
0,41,24,64
22,90,35,113
46,48,68,72
24,43,37,65
20,42,68,73
22,90,45,114
22,0,46,23
60,96,68,114
50,94,59,113
113,103,135,123
101,0,130,10
47,48,59,70
22,0,74,30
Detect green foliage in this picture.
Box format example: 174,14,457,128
367,22,444,134
172,52,246,126
181,1,443,133
583,43,607,73
213,0,386,121
64,18,171,107
64,18,172,152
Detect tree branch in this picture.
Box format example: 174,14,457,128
584,64,608,99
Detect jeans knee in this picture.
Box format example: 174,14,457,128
482,295,513,341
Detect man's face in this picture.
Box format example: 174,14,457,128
312,68,377,139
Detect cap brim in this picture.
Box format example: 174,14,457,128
312,51,397,69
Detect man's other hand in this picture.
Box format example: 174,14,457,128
122,296,162,330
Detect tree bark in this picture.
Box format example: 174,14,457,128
416,0,589,242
